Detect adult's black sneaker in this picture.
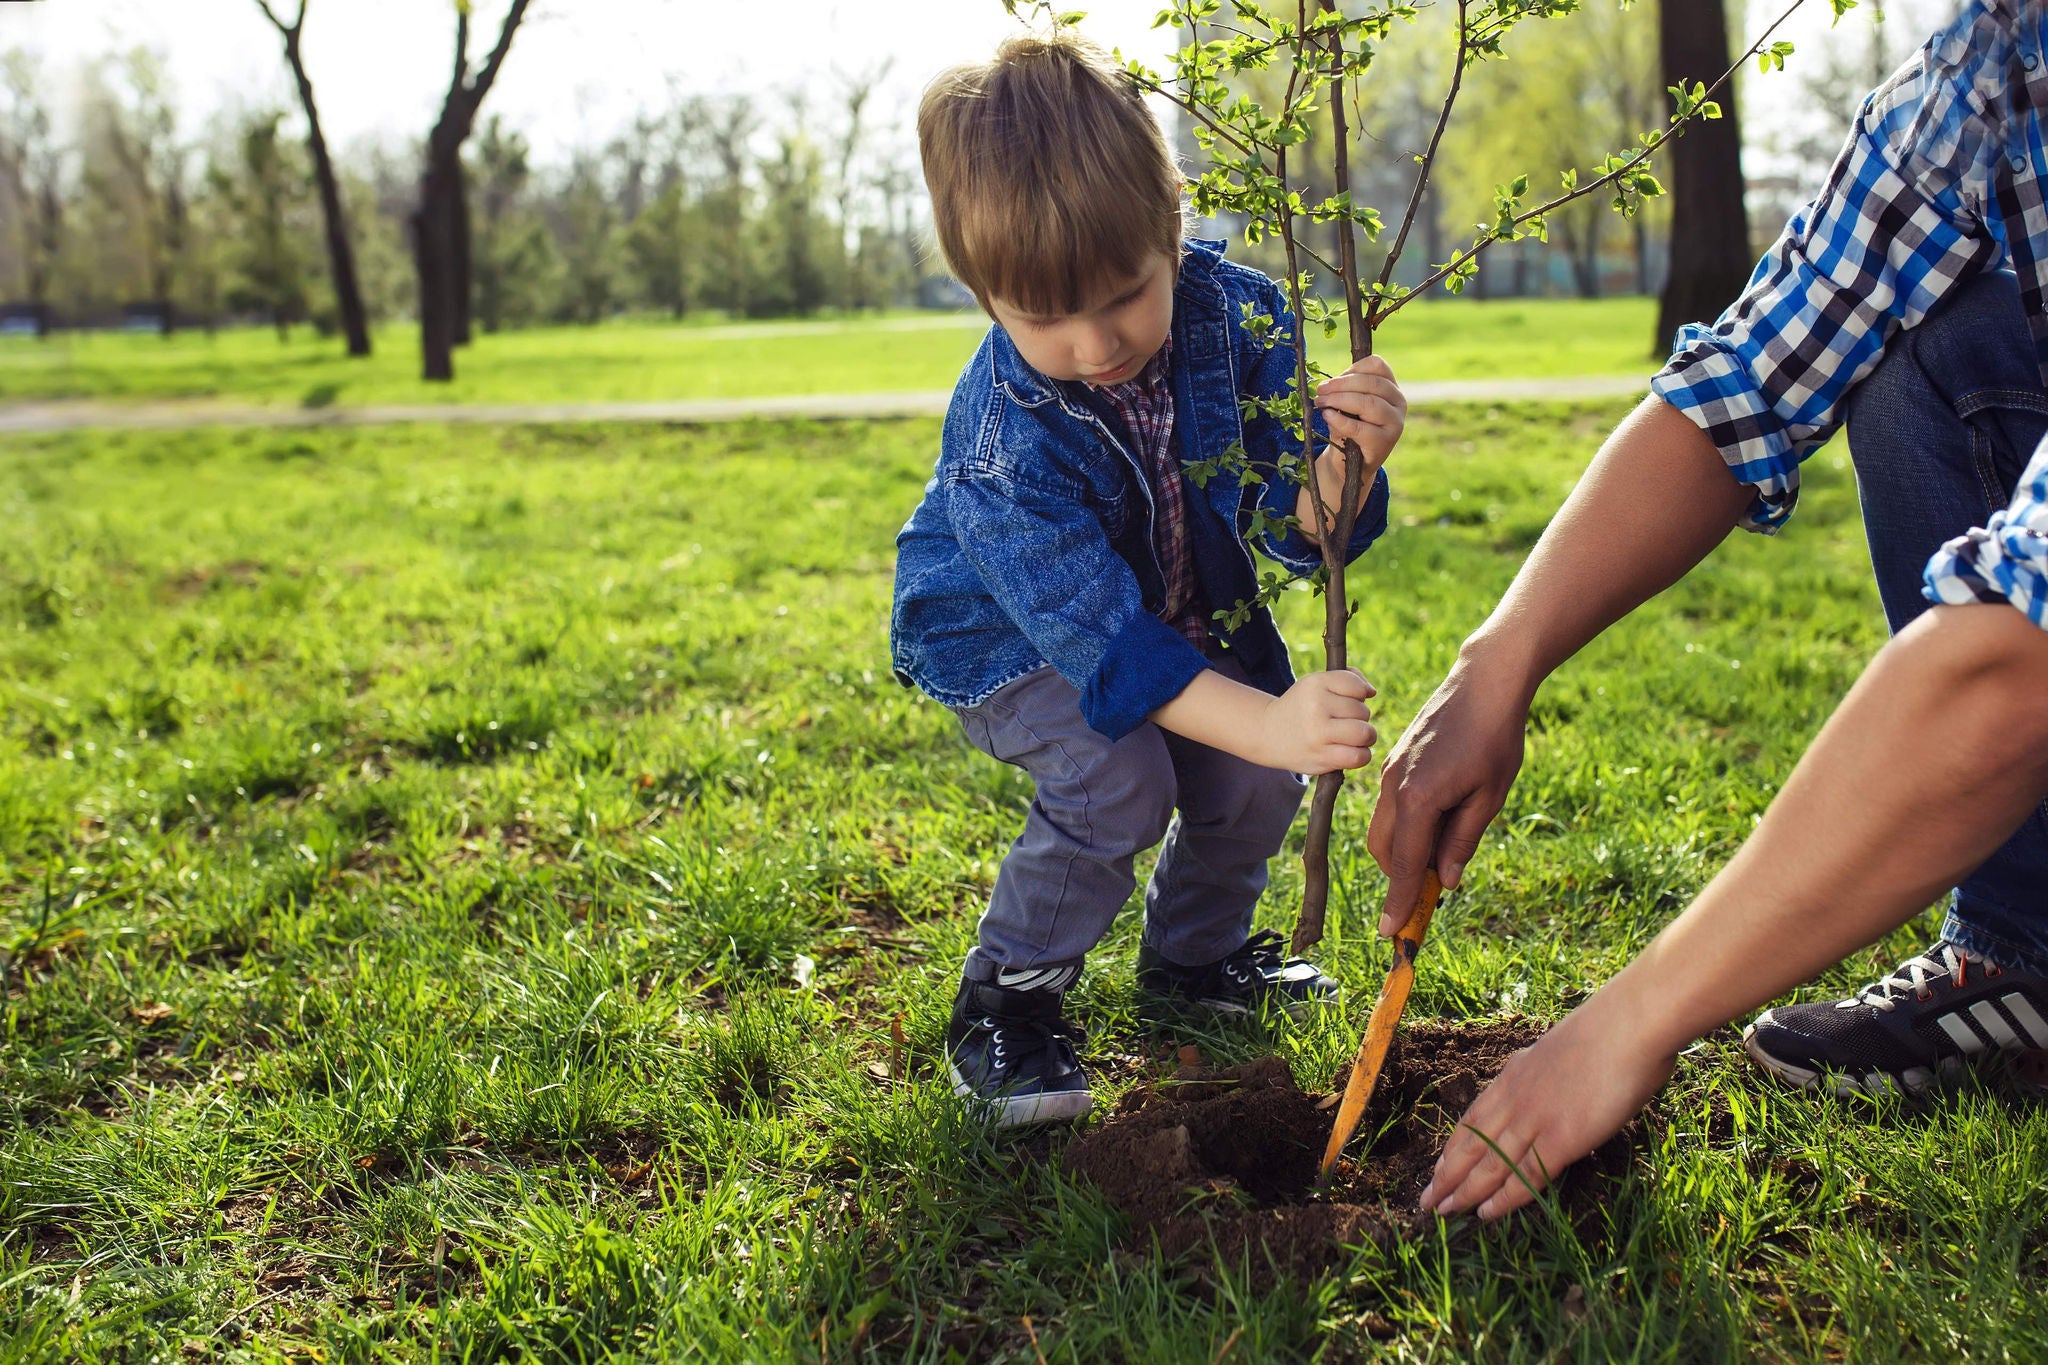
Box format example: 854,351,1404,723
1743,940,2048,1096
1136,929,1340,1019
945,966,1092,1127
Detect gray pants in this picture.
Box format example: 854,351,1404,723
953,662,1306,983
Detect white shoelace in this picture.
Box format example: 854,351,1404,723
1846,943,1975,1012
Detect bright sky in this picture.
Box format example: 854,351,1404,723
0,0,1955,165
0,0,1183,161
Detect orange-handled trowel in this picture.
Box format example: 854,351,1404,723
1316,869,1443,1184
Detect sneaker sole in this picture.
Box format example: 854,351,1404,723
1741,1021,1936,1098
948,1064,1093,1128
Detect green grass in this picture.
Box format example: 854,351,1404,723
3,405,2043,1361
0,296,1659,408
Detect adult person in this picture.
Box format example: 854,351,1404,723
1368,0,2048,1216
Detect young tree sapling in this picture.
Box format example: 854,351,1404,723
1006,0,1853,953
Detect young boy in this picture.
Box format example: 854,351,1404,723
891,30,1406,1126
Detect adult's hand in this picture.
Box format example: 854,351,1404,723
1424,603,2048,1220
1365,649,1529,936
1419,990,1679,1219
1367,398,1750,936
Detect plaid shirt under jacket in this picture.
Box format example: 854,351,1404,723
1095,340,1211,650
1653,0,2048,534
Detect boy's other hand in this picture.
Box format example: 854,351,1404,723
1261,669,1377,774
1418,989,1676,1220
1312,355,1405,475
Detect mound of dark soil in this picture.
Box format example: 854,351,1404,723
1065,1020,1634,1281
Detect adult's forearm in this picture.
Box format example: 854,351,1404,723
1461,395,1752,694
1605,605,2048,1056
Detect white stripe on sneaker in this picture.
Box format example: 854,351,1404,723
996,965,1076,993
2001,993,2048,1049
1969,1000,2024,1049
1938,1013,1989,1055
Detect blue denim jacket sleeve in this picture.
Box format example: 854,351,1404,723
1237,280,1390,576
946,470,1212,741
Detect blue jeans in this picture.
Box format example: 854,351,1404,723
1844,270,2048,972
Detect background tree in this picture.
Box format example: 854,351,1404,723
829,65,888,309
469,115,555,332
90,49,191,332
550,148,620,324
697,97,758,318
0,53,64,335
211,109,315,338
254,0,372,357
1657,0,1753,350
1452,2,1662,298
624,177,692,318
756,114,830,317
414,0,531,381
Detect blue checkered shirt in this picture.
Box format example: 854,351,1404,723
1652,0,2048,535
1925,431,2048,624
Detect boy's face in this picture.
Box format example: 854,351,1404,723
987,251,1176,386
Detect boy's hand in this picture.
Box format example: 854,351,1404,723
1259,669,1377,774
1419,987,1677,1219
1307,355,1405,508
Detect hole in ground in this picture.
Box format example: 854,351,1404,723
1065,1019,1635,1282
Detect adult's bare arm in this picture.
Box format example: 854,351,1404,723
1422,603,2048,1217
1367,395,1752,934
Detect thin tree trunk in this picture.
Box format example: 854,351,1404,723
1634,212,1652,297
1574,209,1602,298
453,159,473,346
1657,0,1751,348
412,0,529,381
258,4,372,356
415,158,460,381
291,53,370,355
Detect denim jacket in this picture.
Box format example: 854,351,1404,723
890,238,1390,740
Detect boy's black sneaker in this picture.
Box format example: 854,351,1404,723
1136,929,1340,1019
1743,940,2048,1097
945,968,1092,1127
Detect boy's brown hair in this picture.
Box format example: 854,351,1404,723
918,29,1184,317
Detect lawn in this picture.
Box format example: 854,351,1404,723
0,295,1660,409
3,405,2044,1361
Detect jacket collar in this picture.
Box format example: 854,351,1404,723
989,238,1231,419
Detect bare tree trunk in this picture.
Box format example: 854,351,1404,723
1574,209,1602,298
1657,0,1751,349
1634,212,1652,297
259,3,372,357
412,0,530,382
415,155,460,381
453,159,473,346
306,107,370,355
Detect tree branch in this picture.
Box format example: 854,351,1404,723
1320,0,1369,363
1383,0,1809,318
448,8,471,108
1369,0,1465,310
466,0,533,107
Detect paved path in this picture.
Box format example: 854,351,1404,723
0,374,1648,436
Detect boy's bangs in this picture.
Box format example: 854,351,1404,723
961,183,1170,316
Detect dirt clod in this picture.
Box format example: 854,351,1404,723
1066,1020,1633,1281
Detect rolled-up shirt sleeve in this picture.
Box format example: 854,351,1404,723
946,471,1211,739
1650,7,2016,534
1924,433,2048,628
